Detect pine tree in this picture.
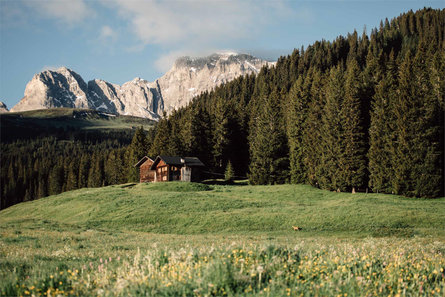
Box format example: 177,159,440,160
318,65,345,191
339,59,367,192
66,160,79,191
181,105,212,165
286,73,311,184
224,161,235,183
126,127,148,182
49,163,64,195
150,116,172,156
303,69,325,187
249,91,289,185
167,112,185,156
368,52,398,193
391,44,443,197
88,153,105,187
105,150,125,185
78,154,90,189
213,98,231,170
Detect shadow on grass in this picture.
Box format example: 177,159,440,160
201,179,248,186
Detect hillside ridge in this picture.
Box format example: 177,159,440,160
2,182,444,237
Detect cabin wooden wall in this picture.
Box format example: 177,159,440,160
151,159,203,182
155,160,169,182
140,159,155,182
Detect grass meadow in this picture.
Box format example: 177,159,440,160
0,182,444,296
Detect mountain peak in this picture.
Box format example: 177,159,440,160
11,52,275,118
0,101,8,113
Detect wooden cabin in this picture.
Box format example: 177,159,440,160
134,156,155,183
150,156,205,182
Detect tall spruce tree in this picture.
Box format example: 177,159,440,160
66,160,79,191
408,43,443,196
212,98,231,171
286,73,311,183
339,59,367,192
368,52,398,193
49,162,64,195
149,116,172,157
78,154,90,189
249,91,289,184
127,127,149,182
391,44,443,197
181,105,212,166
88,153,104,187
303,69,325,187
319,65,345,191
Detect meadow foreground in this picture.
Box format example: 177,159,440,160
1,182,444,296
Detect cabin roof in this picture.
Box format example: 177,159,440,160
134,156,154,167
150,156,205,169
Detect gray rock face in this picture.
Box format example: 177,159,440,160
88,78,163,119
0,101,8,113
11,53,274,119
159,53,273,113
11,67,90,112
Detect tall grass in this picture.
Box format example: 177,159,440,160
1,182,444,296
1,238,444,296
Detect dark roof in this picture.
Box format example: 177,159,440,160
150,156,205,169
133,156,154,167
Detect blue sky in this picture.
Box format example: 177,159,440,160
1,0,443,108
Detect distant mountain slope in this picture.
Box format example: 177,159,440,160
0,108,154,142
10,53,274,119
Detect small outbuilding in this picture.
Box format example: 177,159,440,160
150,156,205,182
134,156,155,183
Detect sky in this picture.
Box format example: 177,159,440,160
0,0,443,108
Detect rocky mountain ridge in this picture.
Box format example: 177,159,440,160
0,102,8,113
10,53,274,119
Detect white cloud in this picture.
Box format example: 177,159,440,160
153,49,214,72
41,65,62,72
25,0,91,25
109,0,254,45
105,0,292,71
99,25,118,42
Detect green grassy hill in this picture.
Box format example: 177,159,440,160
1,182,444,238
1,182,444,296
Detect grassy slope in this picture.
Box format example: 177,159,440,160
1,183,444,296
0,108,154,132
1,182,444,238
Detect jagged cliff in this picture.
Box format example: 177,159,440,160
0,102,8,113
158,53,273,113
10,53,274,119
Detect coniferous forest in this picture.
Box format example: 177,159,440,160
1,8,444,209
148,8,444,197
0,128,155,209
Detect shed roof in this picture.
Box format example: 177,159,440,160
150,156,205,169
133,156,154,167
